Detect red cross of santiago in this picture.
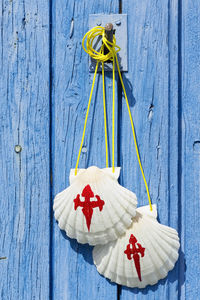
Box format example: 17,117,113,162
124,234,145,281
74,185,105,231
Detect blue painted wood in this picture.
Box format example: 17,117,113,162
180,1,200,298
0,0,50,299
1,0,200,299
120,0,180,299
51,1,119,299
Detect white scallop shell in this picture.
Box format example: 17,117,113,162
53,166,137,245
93,204,180,288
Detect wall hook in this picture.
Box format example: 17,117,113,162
89,14,127,71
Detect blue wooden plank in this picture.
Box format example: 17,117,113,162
0,0,50,299
180,1,200,298
119,0,180,299
51,1,119,299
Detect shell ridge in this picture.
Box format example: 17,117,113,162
133,225,162,285
97,242,115,275
54,167,137,245
136,218,178,281
54,189,73,221
61,187,80,228
56,191,75,230
93,205,180,287
150,224,180,249
92,179,110,233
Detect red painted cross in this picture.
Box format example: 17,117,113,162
74,185,105,231
124,234,145,281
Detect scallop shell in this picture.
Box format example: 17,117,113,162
53,166,137,245
93,204,180,288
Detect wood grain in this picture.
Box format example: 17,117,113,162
180,1,200,298
1,0,200,299
120,0,180,299
0,0,50,299
51,1,119,299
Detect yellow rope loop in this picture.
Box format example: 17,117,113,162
82,26,120,63
76,26,152,210
82,27,119,173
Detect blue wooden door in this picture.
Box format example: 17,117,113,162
0,1,200,299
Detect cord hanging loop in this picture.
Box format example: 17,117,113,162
82,26,120,63
76,26,153,211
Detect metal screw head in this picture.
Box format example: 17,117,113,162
81,146,87,153
115,20,121,26
15,145,22,153
90,65,95,71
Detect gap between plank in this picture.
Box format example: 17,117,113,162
49,0,53,299
177,0,184,299
117,2,123,300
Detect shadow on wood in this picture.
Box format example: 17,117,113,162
60,228,93,265
120,73,136,108
59,225,185,294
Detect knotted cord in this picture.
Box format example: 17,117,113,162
75,26,152,211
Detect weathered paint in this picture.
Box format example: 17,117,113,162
0,0,50,299
0,0,200,299
120,1,179,299
51,1,119,300
180,1,200,298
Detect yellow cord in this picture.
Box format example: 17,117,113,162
115,55,152,211
112,55,115,173
102,61,109,168
82,26,120,62
80,26,152,210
